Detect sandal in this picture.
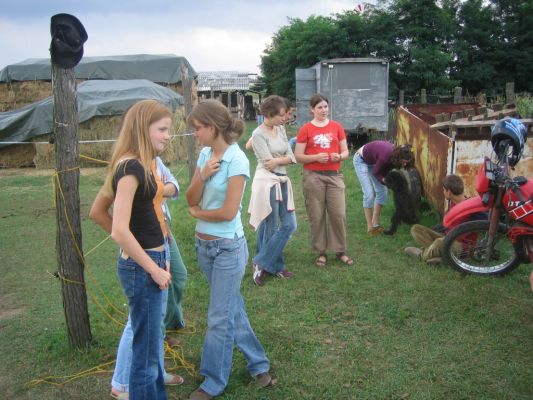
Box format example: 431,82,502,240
367,225,384,237
110,390,129,400
165,373,184,386
336,253,354,266
255,372,277,388
315,254,327,267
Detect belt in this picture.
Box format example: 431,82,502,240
312,170,339,175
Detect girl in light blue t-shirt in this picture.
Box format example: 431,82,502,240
185,100,275,400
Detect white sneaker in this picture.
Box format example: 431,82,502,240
252,264,264,286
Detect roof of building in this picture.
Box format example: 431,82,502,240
197,71,258,91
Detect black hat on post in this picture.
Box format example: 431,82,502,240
49,13,88,69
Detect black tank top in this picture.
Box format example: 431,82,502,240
112,159,164,249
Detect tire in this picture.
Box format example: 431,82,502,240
442,220,522,276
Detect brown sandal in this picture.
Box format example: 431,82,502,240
315,254,327,267
336,253,354,266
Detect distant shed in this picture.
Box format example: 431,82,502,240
295,58,389,133
197,71,260,120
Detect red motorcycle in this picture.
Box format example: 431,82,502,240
441,119,533,276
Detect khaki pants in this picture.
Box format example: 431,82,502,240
410,224,444,260
302,169,347,254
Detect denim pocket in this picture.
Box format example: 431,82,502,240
117,257,137,298
217,238,241,253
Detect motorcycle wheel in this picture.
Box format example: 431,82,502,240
442,220,522,276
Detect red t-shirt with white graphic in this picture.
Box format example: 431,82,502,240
296,120,346,171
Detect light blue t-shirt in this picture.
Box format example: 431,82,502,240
196,143,250,239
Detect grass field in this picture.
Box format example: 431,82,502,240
1,123,533,399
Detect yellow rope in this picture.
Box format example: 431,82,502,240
27,361,115,387
164,341,198,378
80,154,110,164
31,166,197,389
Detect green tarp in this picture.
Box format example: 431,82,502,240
0,79,183,148
0,54,196,83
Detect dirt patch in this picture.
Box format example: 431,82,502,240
0,307,25,321
0,293,25,321
0,167,105,178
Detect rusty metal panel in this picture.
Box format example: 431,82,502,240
427,127,452,215
399,104,533,216
453,138,533,199
397,106,450,215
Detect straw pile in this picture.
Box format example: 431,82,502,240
33,106,189,169
0,81,53,112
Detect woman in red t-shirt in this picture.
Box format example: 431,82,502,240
294,94,354,268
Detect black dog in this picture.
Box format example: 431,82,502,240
383,167,422,235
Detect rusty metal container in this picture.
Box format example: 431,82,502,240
396,104,533,215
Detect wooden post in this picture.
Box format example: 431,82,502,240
506,82,515,104
52,65,92,348
454,87,462,104
399,90,404,105
181,65,196,181
421,89,427,104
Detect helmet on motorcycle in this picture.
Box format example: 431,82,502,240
491,118,527,167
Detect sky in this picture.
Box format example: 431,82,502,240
0,0,363,74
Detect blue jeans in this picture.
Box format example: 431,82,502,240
195,235,270,396
117,251,167,400
253,182,297,273
111,289,172,393
164,232,187,329
353,153,388,208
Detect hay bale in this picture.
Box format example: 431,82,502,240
0,143,36,168
33,106,190,169
0,81,52,111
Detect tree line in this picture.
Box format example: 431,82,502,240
260,0,533,101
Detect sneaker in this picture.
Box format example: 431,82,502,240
276,270,294,278
404,247,423,258
253,264,264,286
426,257,442,265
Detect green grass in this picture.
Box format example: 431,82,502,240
1,122,533,399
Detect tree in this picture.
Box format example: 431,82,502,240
387,0,458,93
490,0,533,93
451,0,500,94
261,15,351,98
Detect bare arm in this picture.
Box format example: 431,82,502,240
163,182,177,197
89,189,114,234
111,175,170,289
329,139,350,163
245,137,254,151
294,142,328,164
189,175,245,222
